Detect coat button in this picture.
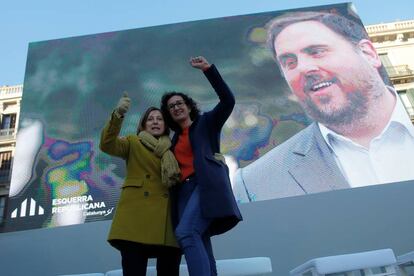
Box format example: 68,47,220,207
144,191,149,197
146,175,150,179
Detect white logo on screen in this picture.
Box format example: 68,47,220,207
11,198,45,218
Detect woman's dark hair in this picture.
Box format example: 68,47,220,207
160,92,201,132
137,106,169,136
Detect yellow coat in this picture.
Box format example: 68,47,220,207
100,113,178,249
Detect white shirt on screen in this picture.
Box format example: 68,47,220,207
319,89,414,188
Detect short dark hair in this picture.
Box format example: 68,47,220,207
267,11,368,59
137,106,169,136
160,92,201,132
266,11,390,84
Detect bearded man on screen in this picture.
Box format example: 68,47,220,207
234,11,414,202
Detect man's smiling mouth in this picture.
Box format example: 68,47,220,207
311,81,333,91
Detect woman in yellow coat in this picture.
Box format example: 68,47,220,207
100,92,182,276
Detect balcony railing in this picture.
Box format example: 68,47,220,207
406,106,414,123
0,85,23,99
366,20,414,35
385,65,414,79
406,106,414,117
0,128,15,140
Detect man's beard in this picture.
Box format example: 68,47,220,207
302,90,368,127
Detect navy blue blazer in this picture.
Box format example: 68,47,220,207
172,65,242,236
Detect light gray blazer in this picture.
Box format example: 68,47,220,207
233,123,350,202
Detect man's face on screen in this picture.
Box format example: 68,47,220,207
274,20,382,126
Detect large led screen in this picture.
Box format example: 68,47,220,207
4,2,413,232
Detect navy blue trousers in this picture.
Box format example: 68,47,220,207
175,177,217,276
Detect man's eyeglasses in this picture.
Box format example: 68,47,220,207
168,101,185,110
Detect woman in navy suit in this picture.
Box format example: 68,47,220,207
161,56,242,276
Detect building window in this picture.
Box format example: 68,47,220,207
0,113,16,137
398,89,414,118
380,53,396,77
1,113,16,129
0,151,12,183
379,53,392,67
0,196,6,224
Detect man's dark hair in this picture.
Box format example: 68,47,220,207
160,92,201,132
266,11,390,83
137,106,170,136
267,11,368,59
